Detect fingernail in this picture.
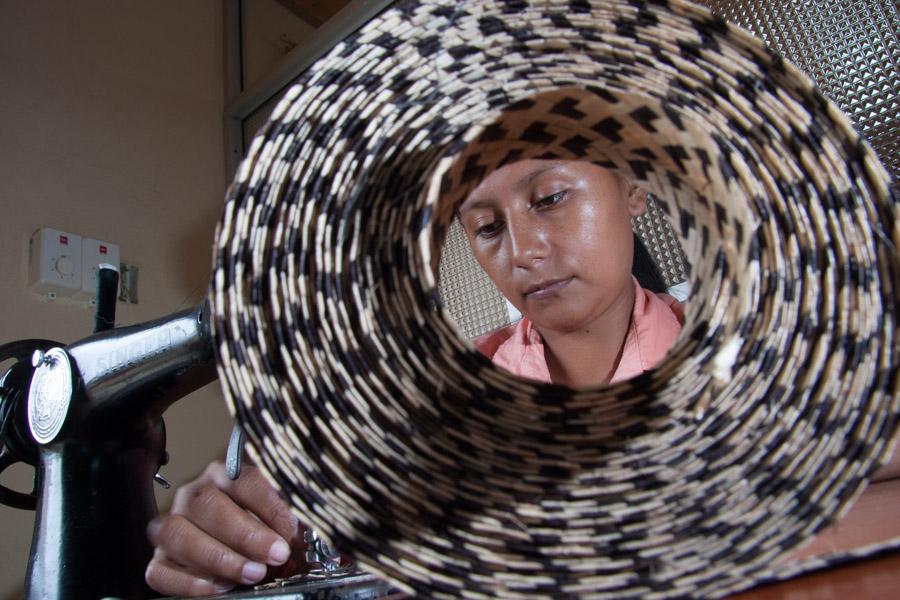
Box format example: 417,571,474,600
241,561,267,584
145,518,161,542
213,579,235,593
268,538,291,564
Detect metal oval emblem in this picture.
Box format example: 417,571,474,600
28,347,73,444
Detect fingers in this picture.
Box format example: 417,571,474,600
268,522,311,580
202,462,299,545
145,461,304,597
145,548,235,597
147,514,269,588
172,468,294,566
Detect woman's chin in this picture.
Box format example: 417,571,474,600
529,313,590,335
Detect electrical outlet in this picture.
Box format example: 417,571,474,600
74,238,121,301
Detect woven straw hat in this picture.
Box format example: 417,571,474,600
211,0,899,597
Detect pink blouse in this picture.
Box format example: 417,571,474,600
472,277,683,384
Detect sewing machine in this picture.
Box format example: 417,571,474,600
0,268,392,599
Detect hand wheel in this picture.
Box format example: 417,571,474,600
0,339,61,510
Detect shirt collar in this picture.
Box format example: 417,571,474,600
490,277,682,384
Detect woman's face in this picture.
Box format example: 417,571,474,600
457,159,647,333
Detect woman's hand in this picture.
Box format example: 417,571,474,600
145,461,306,596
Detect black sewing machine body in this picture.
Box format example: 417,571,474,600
1,305,217,599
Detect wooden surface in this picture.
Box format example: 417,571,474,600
194,549,900,599
727,551,900,599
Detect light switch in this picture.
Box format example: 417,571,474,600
28,228,83,297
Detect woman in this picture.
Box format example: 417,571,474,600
458,158,682,387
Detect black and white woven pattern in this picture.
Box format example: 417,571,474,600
211,1,899,597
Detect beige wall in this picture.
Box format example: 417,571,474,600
0,2,233,597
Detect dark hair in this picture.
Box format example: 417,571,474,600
632,233,668,293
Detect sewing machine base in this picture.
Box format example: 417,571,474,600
198,569,401,599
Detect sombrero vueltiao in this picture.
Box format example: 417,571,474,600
210,0,899,597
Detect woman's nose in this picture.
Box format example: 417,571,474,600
507,214,550,267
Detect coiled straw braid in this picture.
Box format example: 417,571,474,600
211,0,899,597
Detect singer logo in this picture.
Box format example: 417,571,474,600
93,330,176,375
59,235,68,245
99,245,108,254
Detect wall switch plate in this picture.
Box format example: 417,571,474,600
74,238,121,300
28,228,83,297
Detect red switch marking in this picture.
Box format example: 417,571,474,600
59,235,68,245
99,245,108,254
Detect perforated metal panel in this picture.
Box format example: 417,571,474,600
438,219,510,339
633,197,689,288
701,0,899,182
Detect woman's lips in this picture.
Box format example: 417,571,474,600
523,277,573,300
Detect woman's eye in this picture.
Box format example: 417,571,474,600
475,221,503,239
535,190,566,208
